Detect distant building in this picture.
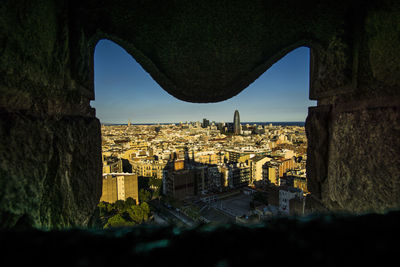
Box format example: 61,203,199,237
226,150,250,163
100,174,139,204
233,110,241,135
262,157,296,185
202,118,210,128
102,156,123,173
250,155,272,183
276,157,295,177
194,151,218,165
207,166,223,190
267,186,280,207
129,159,167,179
289,197,305,216
285,169,308,193
174,159,185,171
262,162,279,185
226,162,250,188
216,122,223,131
194,166,208,194
165,169,196,200
279,187,303,215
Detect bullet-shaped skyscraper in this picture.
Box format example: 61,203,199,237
233,110,241,135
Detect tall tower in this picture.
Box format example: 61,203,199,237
233,110,241,135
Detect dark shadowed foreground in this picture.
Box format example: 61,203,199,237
1,211,398,266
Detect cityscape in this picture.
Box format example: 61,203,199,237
96,110,312,228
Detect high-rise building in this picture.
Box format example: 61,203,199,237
202,118,210,128
233,110,241,135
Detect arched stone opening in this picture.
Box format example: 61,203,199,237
0,0,398,229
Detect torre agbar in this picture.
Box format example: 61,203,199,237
234,110,241,135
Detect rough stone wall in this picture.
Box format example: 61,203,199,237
324,104,400,212
0,111,101,228
307,0,400,213
0,0,101,228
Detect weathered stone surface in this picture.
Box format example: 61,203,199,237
365,0,400,89
0,0,101,228
321,104,400,213
309,36,354,100
75,0,353,102
0,110,101,228
307,0,400,212
305,106,331,200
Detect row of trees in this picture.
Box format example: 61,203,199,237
97,198,151,228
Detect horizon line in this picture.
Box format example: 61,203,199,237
100,120,306,124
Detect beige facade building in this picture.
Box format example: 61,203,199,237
263,163,279,185
226,150,251,163
130,159,167,179
100,174,139,204
277,157,295,178
250,156,272,183
195,153,218,165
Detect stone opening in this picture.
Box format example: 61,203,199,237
92,40,318,227
0,0,398,229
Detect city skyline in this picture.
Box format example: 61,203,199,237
100,120,309,226
93,40,316,124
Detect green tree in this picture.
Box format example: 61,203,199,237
104,214,134,229
106,202,115,213
125,197,136,207
98,202,108,217
98,198,151,228
140,202,150,221
97,201,116,217
127,205,144,224
139,188,152,203
149,177,162,188
149,177,163,198
114,200,126,212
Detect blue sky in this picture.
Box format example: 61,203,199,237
92,39,316,124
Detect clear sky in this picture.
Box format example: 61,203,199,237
92,39,316,124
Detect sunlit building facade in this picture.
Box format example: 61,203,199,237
100,174,139,204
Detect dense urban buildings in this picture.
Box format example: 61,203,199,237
100,110,309,225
